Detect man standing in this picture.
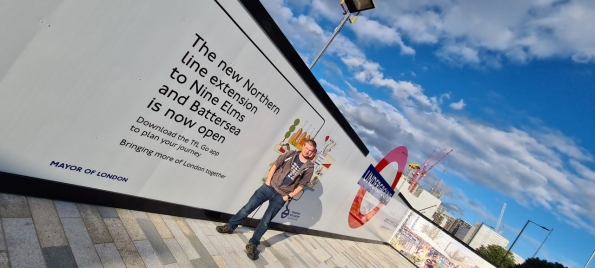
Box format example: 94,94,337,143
215,139,317,260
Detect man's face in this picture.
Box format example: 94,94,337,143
301,143,315,158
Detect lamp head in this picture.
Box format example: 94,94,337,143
530,220,551,231
344,0,376,13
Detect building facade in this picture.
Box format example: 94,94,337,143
464,222,509,249
449,218,472,241
441,214,456,231
395,176,442,217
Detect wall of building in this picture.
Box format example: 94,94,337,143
467,223,509,249
441,215,456,230
395,176,442,217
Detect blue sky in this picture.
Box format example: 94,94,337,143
260,0,595,267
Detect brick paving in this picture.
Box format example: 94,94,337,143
0,193,415,268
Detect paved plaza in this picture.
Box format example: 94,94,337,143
0,193,415,267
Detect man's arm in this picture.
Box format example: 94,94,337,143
289,185,304,198
284,164,314,201
265,164,277,186
284,185,303,201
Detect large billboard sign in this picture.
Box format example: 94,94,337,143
0,0,410,242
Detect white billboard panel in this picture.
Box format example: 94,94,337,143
0,0,410,242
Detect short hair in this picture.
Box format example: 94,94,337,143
305,139,317,149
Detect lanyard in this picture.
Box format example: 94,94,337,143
285,197,293,211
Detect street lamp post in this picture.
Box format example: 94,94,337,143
308,0,376,69
499,220,551,267
532,228,554,258
584,250,595,268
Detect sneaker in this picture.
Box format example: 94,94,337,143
215,224,233,234
246,243,257,260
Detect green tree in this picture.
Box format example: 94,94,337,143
476,244,515,268
515,257,567,268
433,213,445,225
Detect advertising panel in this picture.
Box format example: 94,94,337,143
391,213,496,268
0,0,411,242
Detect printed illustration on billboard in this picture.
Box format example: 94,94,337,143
391,213,495,268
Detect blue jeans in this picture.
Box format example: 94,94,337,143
228,184,286,246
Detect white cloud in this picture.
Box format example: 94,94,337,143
341,56,439,110
367,0,595,65
266,0,595,67
319,78,344,96
572,53,595,63
349,17,415,55
449,99,466,110
437,44,481,65
308,0,343,22
439,93,451,104
539,1,595,63
535,130,593,161
570,160,595,181
393,11,443,44
261,0,595,237
325,80,595,236
442,202,465,216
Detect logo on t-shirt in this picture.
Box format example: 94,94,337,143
281,156,304,186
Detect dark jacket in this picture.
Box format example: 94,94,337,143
270,150,314,195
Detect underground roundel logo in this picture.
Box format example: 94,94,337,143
280,209,290,219
348,146,408,229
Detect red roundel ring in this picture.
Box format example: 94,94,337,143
348,146,408,229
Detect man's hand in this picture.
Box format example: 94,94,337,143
265,164,277,187
282,195,290,202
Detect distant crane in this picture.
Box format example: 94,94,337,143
408,149,453,193
431,170,446,195
495,202,507,234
